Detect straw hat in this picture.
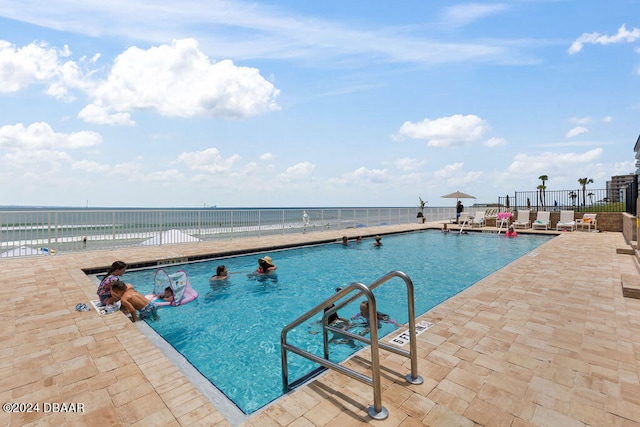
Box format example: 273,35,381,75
260,256,274,266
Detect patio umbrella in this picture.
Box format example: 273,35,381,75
441,191,476,202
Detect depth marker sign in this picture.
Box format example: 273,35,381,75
389,320,434,346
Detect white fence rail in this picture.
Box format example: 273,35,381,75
0,207,464,257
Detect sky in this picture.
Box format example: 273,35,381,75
0,0,639,208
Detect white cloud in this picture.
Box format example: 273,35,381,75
570,116,591,125
397,114,490,147
176,147,241,173
602,116,612,123
0,2,531,68
432,162,483,188
71,159,110,173
569,24,640,54
0,122,102,149
484,137,507,147
85,38,280,122
0,40,95,101
335,166,388,184
394,157,425,171
434,162,464,179
0,40,72,93
506,149,603,174
279,161,315,181
77,104,135,126
566,126,588,138
442,3,510,27
260,152,274,161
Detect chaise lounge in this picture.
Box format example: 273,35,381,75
531,211,551,230
576,213,597,231
513,210,531,229
556,210,576,231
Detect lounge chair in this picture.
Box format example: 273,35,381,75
513,210,531,229
556,210,576,231
576,213,597,231
458,212,470,226
470,211,485,228
531,211,551,230
484,208,498,220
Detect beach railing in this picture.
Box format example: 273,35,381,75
0,207,456,257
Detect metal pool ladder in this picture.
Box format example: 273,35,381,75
280,270,424,420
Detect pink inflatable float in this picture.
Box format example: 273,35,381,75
146,268,198,307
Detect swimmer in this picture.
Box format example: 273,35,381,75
249,256,277,276
442,223,450,233
210,265,228,281
351,301,401,328
373,235,382,247
505,226,517,237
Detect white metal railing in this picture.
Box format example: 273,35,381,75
0,207,459,257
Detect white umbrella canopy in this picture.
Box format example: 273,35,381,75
441,191,476,202
140,229,201,246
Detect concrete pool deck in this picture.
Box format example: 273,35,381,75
2,223,640,426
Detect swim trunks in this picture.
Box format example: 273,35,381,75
138,301,158,320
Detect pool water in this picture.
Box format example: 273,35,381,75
120,231,551,413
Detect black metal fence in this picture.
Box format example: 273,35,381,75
497,186,631,213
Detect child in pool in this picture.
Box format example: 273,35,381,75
210,265,228,281
110,280,158,322
351,301,401,328
505,226,517,237
159,287,174,302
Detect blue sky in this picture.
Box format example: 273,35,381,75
0,0,638,208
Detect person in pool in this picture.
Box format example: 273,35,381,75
255,256,277,274
210,265,228,281
351,301,401,328
159,287,174,302
373,235,383,246
324,304,357,347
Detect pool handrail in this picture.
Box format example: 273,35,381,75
280,270,424,420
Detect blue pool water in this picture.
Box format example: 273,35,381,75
119,231,551,413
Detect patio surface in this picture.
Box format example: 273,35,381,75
2,223,640,426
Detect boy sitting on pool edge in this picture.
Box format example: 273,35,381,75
110,280,158,322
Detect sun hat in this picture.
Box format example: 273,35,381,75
260,256,274,266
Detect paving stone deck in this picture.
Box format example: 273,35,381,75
2,223,639,426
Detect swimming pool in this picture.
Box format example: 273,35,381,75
118,231,551,414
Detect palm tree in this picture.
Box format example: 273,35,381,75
569,191,577,206
538,175,548,208
578,177,594,207
417,197,427,222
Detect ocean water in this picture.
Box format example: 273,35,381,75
0,206,420,253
